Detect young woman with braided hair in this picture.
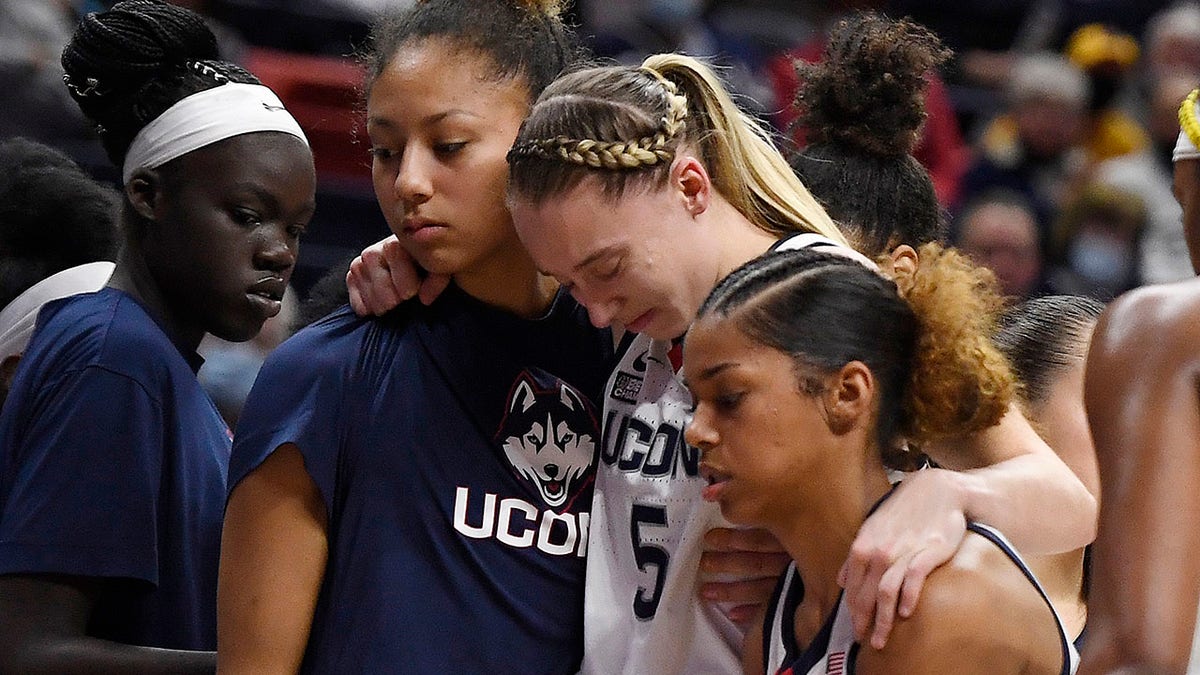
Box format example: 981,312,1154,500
683,246,1079,674
0,0,314,672
216,1,614,672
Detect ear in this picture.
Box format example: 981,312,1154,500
821,361,874,435
886,244,919,293
124,169,165,222
670,154,711,218
510,376,537,414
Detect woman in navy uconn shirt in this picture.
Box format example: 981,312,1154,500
0,1,314,671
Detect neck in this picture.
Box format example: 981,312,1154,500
453,237,557,318
107,246,203,356
769,455,895,619
706,197,783,282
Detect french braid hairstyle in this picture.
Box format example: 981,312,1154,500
506,53,845,243
790,12,950,256
695,245,1014,463
60,0,262,168
362,0,581,106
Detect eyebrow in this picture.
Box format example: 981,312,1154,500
682,362,734,388
573,245,624,273
236,184,316,218
367,108,481,129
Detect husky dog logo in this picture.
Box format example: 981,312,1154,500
496,370,599,509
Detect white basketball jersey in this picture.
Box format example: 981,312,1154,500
580,333,742,674
580,234,863,674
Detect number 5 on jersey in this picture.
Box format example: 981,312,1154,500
630,503,669,620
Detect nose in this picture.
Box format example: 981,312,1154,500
544,464,559,478
683,403,717,452
395,145,432,208
571,286,620,329
254,226,297,274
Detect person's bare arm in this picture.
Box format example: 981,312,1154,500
1079,286,1200,674
345,235,450,315
841,404,1096,648
0,574,214,674
740,602,768,675
217,444,328,675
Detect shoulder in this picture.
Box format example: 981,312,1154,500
858,532,1061,674
24,289,178,385
1091,280,1200,372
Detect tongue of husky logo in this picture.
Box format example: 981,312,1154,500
496,370,598,509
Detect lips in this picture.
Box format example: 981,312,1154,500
699,463,731,502
246,276,286,317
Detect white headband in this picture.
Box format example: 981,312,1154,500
121,82,308,183
1175,127,1200,162
0,261,115,360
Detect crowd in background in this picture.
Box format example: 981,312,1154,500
2,0,1196,421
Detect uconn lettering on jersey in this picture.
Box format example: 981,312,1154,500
452,486,590,557
601,411,700,478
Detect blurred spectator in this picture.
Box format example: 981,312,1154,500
1044,184,1146,300
1064,23,1148,162
582,0,774,111
1143,1,1200,78
952,189,1045,300
1093,69,1196,284
0,0,92,145
961,52,1091,239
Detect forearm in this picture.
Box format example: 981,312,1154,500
2,637,214,675
929,449,1096,555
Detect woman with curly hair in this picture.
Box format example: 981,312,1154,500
684,246,1079,674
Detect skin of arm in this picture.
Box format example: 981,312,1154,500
1077,285,1200,674
842,403,1097,648
217,444,329,675
0,575,215,674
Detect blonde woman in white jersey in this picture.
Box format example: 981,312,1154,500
348,50,1096,675
1077,88,1200,675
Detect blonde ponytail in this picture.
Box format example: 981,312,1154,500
643,54,844,243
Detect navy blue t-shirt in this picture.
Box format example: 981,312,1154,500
229,284,613,673
0,287,229,649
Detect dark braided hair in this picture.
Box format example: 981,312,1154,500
790,12,951,256
60,0,262,167
361,0,581,104
995,295,1104,408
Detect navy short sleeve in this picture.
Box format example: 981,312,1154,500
0,366,162,582
228,310,355,516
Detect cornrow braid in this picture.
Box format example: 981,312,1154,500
61,0,260,166
507,79,687,170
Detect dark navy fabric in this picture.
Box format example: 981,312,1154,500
229,284,612,673
0,287,229,650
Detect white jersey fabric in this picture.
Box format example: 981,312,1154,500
581,234,865,674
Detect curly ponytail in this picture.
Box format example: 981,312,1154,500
900,244,1014,443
